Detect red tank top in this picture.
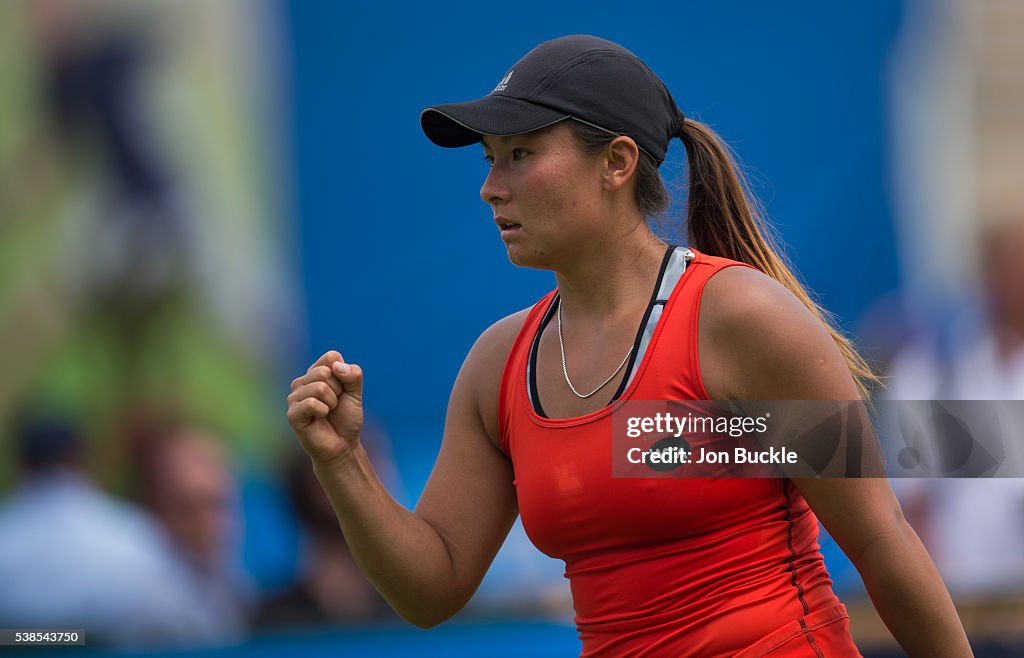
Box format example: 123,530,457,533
497,249,862,657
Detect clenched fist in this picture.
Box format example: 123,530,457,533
287,350,364,466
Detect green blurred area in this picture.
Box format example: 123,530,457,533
0,3,286,490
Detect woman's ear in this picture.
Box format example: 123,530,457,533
602,136,640,193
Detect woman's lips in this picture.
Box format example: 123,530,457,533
495,217,521,239
500,225,521,240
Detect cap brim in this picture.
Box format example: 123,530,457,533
420,96,570,148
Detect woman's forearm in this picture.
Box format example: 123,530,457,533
852,519,973,657
311,446,461,628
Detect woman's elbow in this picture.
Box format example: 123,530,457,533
395,594,470,629
402,609,461,630
847,514,918,570
407,614,445,630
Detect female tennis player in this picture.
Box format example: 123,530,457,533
287,35,972,657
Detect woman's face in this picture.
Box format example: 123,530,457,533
480,121,608,269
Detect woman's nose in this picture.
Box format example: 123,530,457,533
480,167,508,205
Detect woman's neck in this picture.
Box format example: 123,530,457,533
553,228,668,324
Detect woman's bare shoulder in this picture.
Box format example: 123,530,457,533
454,307,535,449
699,265,806,338
698,265,856,400
470,307,534,367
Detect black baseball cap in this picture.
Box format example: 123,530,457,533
420,35,684,164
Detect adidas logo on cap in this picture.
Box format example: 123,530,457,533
491,70,514,93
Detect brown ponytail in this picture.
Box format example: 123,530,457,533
568,118,880,400
677,118,879,399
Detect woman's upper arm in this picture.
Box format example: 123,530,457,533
698,266,905,563
412,309,529,606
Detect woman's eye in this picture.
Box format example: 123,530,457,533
482,150,527,167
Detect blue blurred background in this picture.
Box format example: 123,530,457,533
2,0,1023,656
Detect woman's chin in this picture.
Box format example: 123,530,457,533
504,244,552,271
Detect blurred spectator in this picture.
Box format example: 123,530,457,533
0,413,234,647
131,420,253,640
885,217,1024,596
257,420,401,628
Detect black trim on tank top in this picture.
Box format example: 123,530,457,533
607,244,676,402
782,479,825,658
529,294,560,418
530,244,677,419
